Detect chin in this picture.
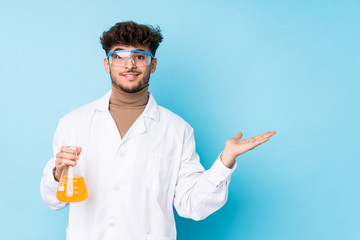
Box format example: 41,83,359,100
123,87,142,93
114,82,146,93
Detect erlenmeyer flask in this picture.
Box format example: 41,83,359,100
56,146,88,202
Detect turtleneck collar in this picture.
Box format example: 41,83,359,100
110,82,149,107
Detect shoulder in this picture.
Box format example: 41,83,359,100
157,105,193,135
147,93,192,130
59,102,94,125
159,106,189,125
58,91,110,127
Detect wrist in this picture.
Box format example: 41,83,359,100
52,167,60,182
220,152,236,168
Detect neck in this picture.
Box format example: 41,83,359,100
110,83,149,107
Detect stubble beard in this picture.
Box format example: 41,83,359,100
110,69,150,93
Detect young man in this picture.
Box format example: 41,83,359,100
40,21,275,240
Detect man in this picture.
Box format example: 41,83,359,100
40,21,276,240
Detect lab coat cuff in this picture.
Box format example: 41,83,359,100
45,167,60,190
209,155,237,184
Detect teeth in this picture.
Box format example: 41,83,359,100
123,74,138,80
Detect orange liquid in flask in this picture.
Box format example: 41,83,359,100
56,176,88,202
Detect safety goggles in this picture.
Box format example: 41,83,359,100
107,50,154,67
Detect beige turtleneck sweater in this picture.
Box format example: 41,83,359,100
109,83,149,139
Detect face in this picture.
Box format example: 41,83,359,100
104,45,157,93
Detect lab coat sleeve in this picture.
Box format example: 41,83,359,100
40,120,69,210
173,127,237,221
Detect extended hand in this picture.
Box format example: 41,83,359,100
221,131,276,168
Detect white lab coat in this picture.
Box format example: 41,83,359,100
40,91,236,240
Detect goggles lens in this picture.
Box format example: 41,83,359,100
107,50,153,67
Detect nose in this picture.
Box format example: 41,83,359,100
124,56,136,69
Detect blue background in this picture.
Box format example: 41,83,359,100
1,0,359,239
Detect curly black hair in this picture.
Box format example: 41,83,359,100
100,21,163,56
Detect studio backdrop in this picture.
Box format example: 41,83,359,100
0,0,359,239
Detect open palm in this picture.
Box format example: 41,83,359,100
221,131,276,168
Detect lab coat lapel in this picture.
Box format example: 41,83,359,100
122,93,159,141
122,114,146,142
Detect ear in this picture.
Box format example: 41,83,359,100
150,58,157,74
104,58,110,73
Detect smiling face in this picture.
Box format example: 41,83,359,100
104,45,157,93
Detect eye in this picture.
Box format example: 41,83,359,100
114,53,124,59
134,54,146,60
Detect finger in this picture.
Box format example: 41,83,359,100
58,158,77,167
58,152,79,160
256,131,275,138
264,131,276,137
55,167,62,178
55,158,65,175
267,131,276,137
64,159,77,167
234,132,243,139
54,157,77,180
60,146,77,154
253,131,276,141
55,161,65,173
248,138,270,149
258,138,270,144
76,147,82,156
56,151,77,160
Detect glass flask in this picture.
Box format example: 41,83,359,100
56,146,88,202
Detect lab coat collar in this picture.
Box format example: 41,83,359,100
93,90,160,122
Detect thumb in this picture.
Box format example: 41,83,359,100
234,132,243,139
76,147,82,156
